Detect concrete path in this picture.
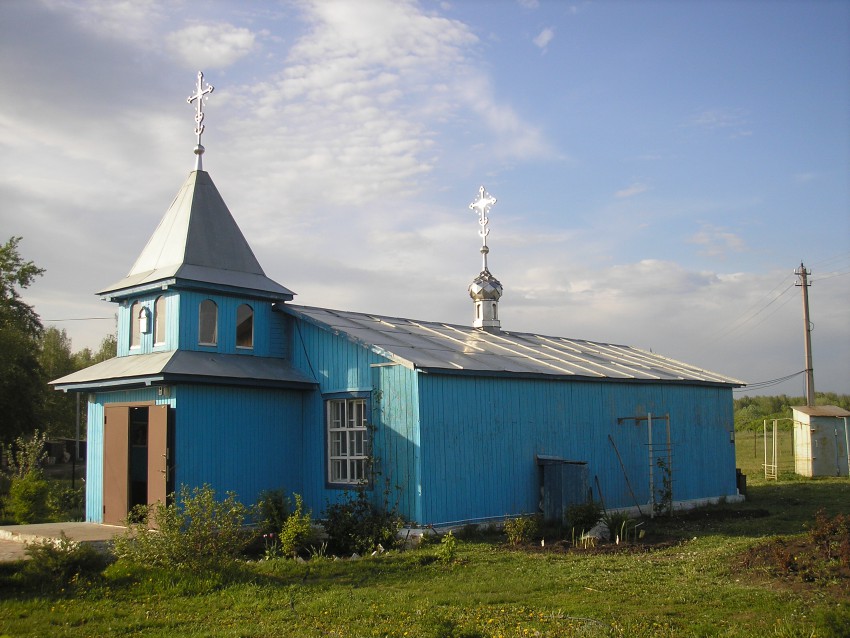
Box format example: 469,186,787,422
0,522,126,562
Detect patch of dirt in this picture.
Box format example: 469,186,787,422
737,512,850,600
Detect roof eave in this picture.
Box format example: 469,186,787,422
414,366,744,387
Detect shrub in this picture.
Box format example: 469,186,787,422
256,488,289,536
436,530,458,564
7,474,51,524
323,489,403,555
279,493,313,557
503,515,540,545
566,501,602,531
3,431,47,479
113,484,253,571
2,431,51,524
22,532,109,592
48,482,86,521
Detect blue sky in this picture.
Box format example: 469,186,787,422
2,0,848,396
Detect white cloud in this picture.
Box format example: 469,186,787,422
533,27,555,50
167,23,257,69
42,0,165,44
688,223,746,258
687,108,752,138
614,182,649,198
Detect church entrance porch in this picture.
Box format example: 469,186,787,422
103,404,172,525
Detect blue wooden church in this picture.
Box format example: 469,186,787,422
53,74,744,527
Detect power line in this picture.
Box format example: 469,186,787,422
44,317,114,321
733,370,805,393
703,279,796,347
809,250,850,270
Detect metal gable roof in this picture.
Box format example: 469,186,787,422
50,350,316,391
283,305,745,386
792,405,850,418
98,170,294,301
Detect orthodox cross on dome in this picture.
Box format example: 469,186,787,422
187,71,214,170
469,185,497,272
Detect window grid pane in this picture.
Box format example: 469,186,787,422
327,398,369,485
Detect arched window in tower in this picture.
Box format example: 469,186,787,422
130,301,141,349
154,296,166,345
199,299,218,346
236,304,254,349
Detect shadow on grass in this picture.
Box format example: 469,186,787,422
650,477,850,541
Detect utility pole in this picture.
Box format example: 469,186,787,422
795,262,815,406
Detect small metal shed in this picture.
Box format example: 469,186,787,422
792,405,850,477
536,455,589,523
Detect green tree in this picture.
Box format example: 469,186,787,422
39,327,78,438
0,237,45,444
73,332,117,368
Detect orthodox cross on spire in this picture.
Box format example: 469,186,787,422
467,185,503,333
469,185,497,272
187,71,214,170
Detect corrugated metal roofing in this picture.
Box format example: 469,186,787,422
284,305,745,386
792,405,850,417
98,171,294,301
50,350,316,391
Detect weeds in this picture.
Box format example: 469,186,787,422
256,488,289,536
503,515,540,545
323,487,403,555
437,530,458,564
566,501,602,531
279,493,314,557
21,532,109,593
112,484,253,571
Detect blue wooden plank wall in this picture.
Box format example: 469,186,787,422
416,375,736,525
116,293,179,356
174,385,304,508
177,291,273,356
371,364,421,523
86,385,305,521
286,318,395,515
85,387,176,522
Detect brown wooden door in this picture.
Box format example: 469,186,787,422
147,405,169,508
103,406,129,525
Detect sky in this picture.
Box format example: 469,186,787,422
2,0,848,397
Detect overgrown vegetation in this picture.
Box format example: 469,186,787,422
503,515,540,546
19,533,109,594
322,487,403,555
1,477,849,636
112,484,253,571
278,493,314,557
565,500,602,531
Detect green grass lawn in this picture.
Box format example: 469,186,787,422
1,456,848,637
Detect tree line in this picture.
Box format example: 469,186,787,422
1,237,115,445
734,392,850,431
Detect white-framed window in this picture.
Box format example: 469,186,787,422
236,304,253,349
154,296,166,345
129,301,141,349
326,397,370,486
198,299,218,346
